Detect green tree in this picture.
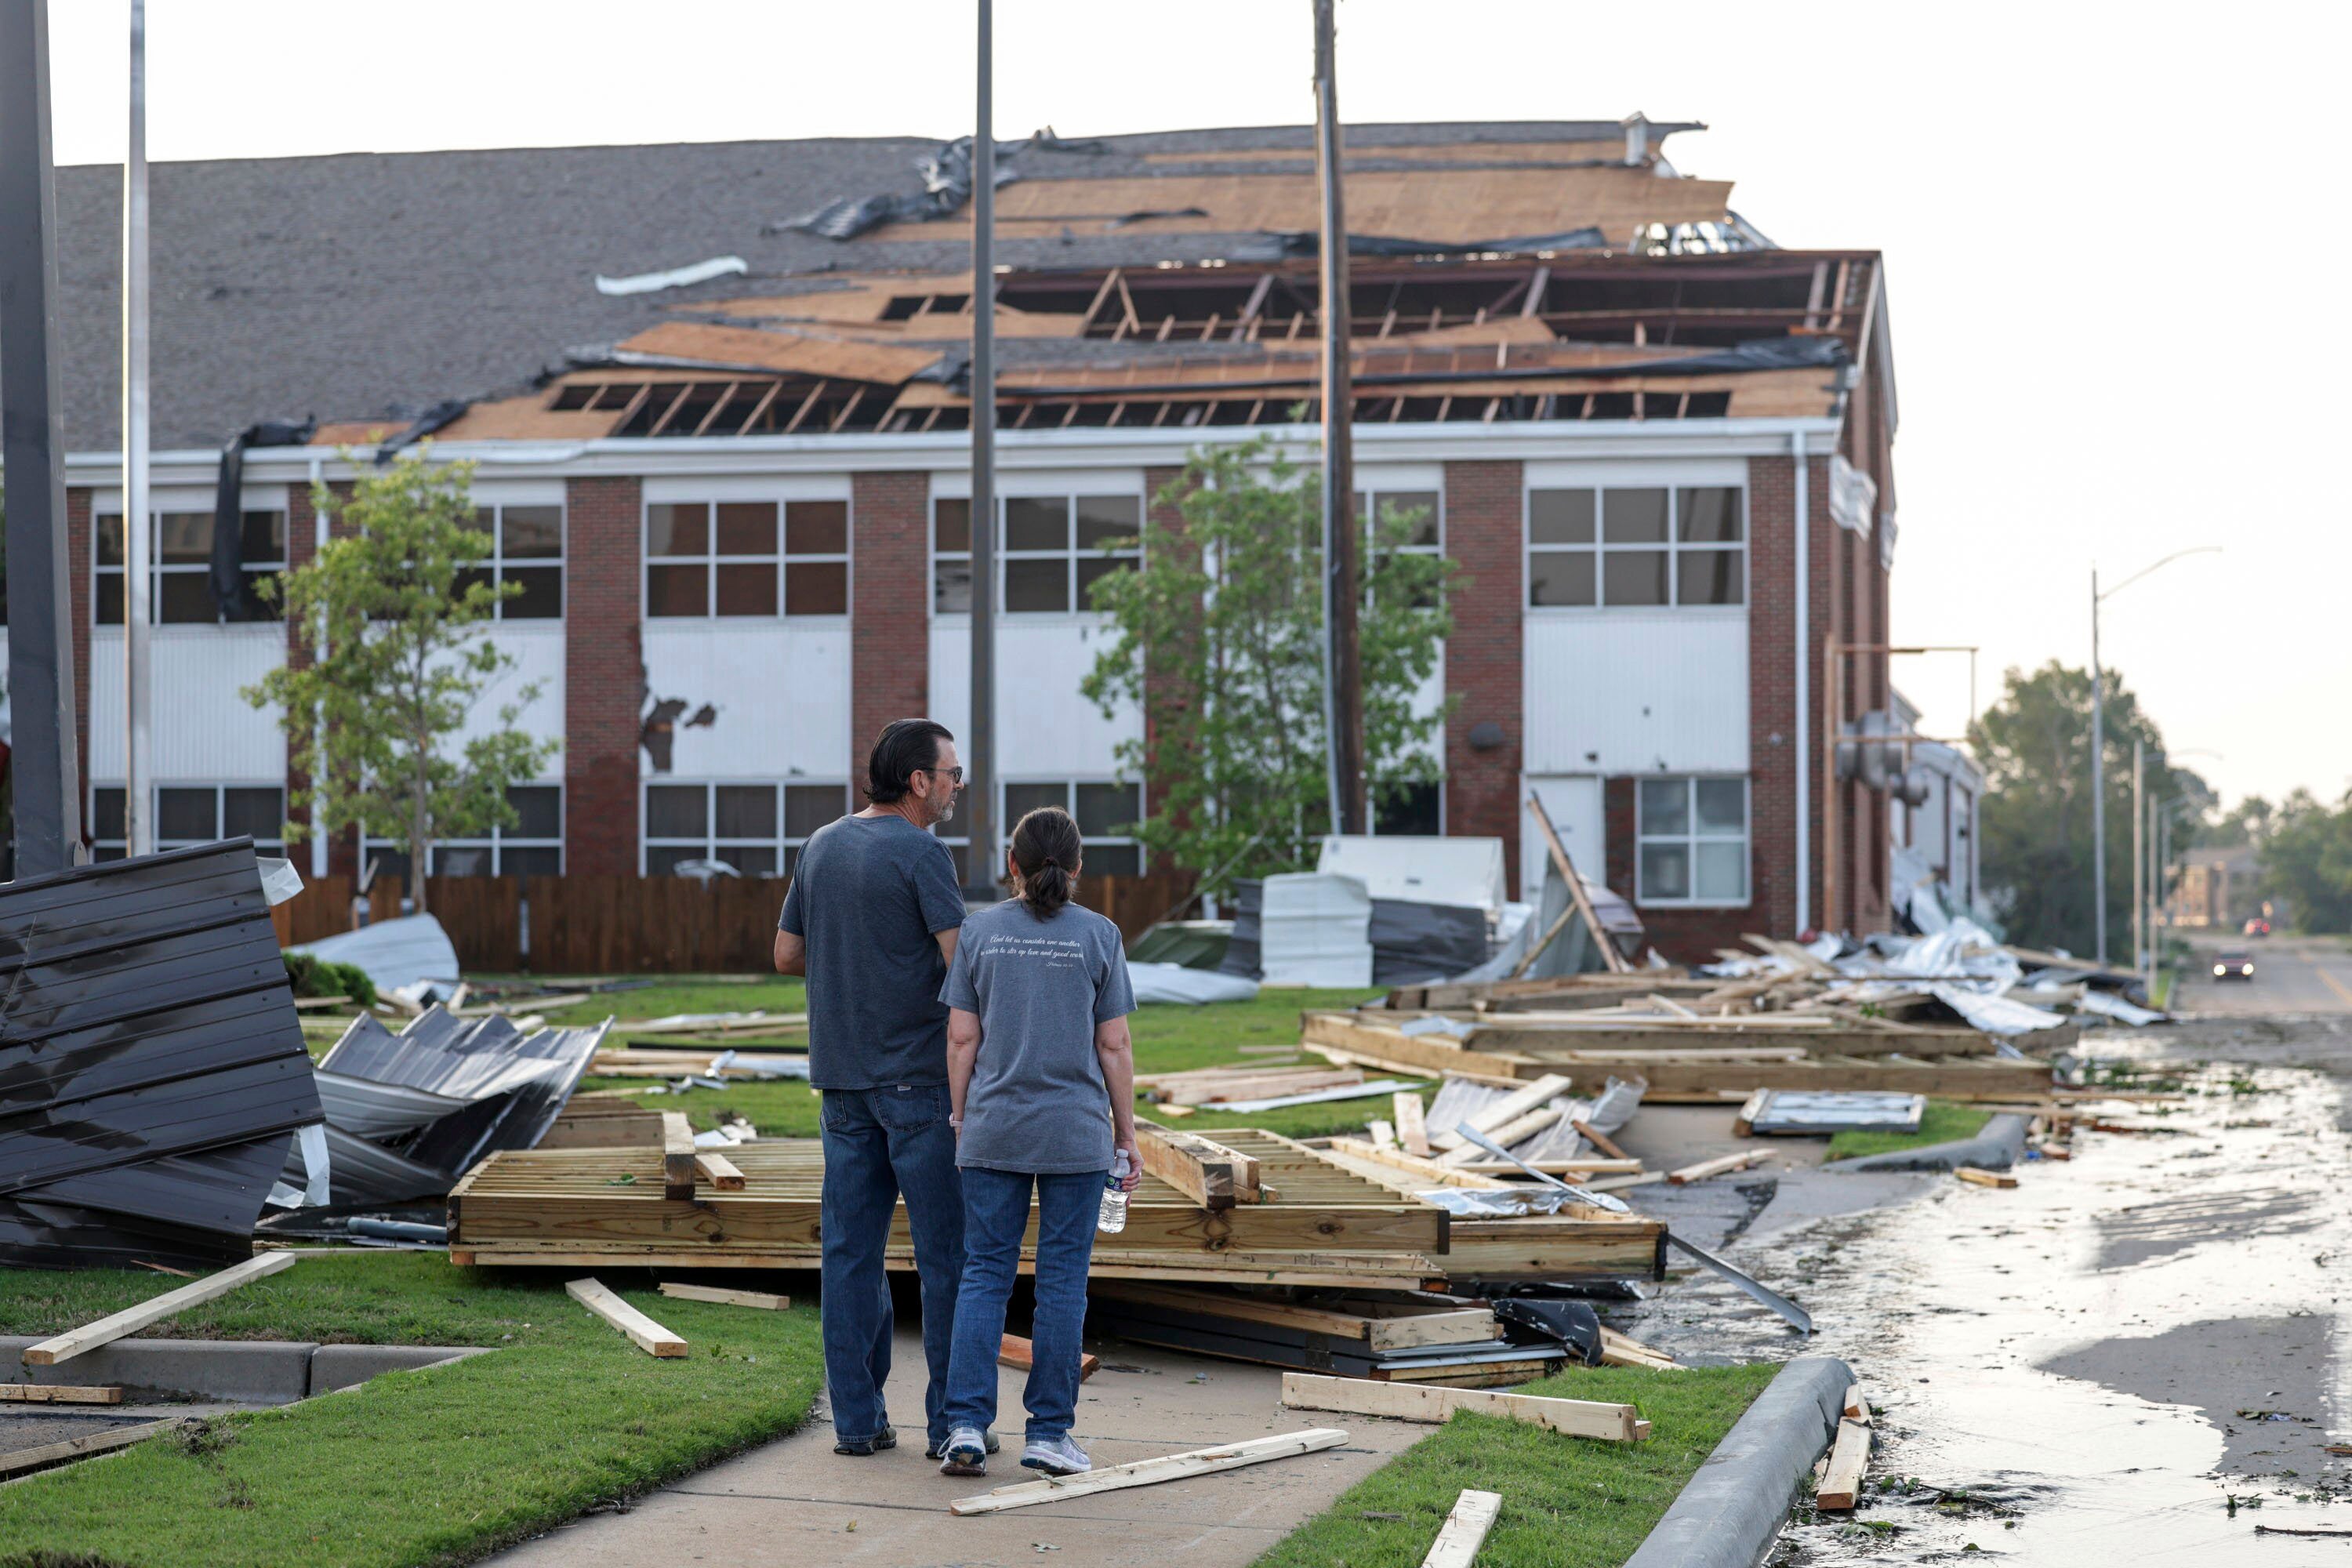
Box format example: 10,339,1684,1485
2258,789,2352,932
1968,660,2208,956
1081,437,1455,893
243,452,556,912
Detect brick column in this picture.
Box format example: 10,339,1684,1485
850,470,931,792
564,476,644,873
1440,459,1524,896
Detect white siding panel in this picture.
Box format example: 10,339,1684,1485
641,622,850,780
90,626,287,782
930,619,1139,779
455,624,566,756
1523,612,1748,775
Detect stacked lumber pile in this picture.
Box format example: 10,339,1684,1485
1135,1063,1417,1115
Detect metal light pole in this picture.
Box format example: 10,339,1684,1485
124,0,154,855
964,0,997,898
2130,738,2143,975
0,0,85,876
1312,0,1363,837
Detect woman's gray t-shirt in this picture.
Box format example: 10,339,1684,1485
939,899,1137,1174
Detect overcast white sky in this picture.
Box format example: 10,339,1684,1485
38,1,2349,808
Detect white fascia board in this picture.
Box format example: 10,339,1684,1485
72,416,1846,491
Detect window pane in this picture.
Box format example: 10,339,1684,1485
1639,841,1690,901
1004,782,1067,825
1373,781,1442,837
644,785,708,839
1602,488,1668,544
366,848,413,884
646,563,706,616
934,498,971,552
1526,550,1595,608
934,559,972,614
1639,778,1690,834
714,784,775,840
714,562,777,616
158,787,216,841
157,512,213,564
223,788,285,841
507,786,562,840
501,506,563,558
241,510,287,561
785,784,846,840
1527,490,1593,546
1375,492,1440,548
1075,554,1132,608
1074,782,1142,834
97,515,125,566
158,573,216,622
785,499,848,556
1074,495,1140,550
454,566,495,608
1005,558,1067,612
436,845,494,877
1695,841,1747,901
1602,550,1668,606
713,502,777,556
1083,843,1142,877
503,566,563,618
785,561,848,615
647,502,708,557
1004,497,1068,551
1694,779,1748,834
93,787,127,840
243,570,285,621
644,845,704,877
1678,487,1742,543
96,574,125,625
1676,549,1744,607
721,844,779,877
503,846,562,878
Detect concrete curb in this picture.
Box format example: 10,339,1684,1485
1820,1111,2030,1173
2,1338,488,1405
1622,1354,1852,1568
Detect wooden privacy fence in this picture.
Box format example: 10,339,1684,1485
270,869,1199,975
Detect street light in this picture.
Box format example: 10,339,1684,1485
2090,547,2220,965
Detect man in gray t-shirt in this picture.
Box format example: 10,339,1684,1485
773,718,972,1459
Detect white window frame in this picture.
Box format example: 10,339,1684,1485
639,779,850,877
359,784,565,877
1523,485,1747,612
641,499,849,621
931,492,1143,620
94,505,289,626
91,782,286,860
1635,775,1751,908
473,500,566,622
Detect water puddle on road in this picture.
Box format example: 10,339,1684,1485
1615,1054,2352,1564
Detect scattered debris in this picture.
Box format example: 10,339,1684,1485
1815,1391,1875,1509
1419,1489,1504,1567
24,1252,297,1367
1282,1371,1644,1441
1000,1333,1099,1381
0,1385,124,1404
1955,1167,2018,1189
565,1277,686,1358
948,1429,1348,1515
658,1283,789,1312
593,256,748,296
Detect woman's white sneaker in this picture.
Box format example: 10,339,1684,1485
1020,1435,1092,1475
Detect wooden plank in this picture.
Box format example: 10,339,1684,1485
1367,1119,1398,1150
1281,1371,1639,1441
1135,1122,1260,1209
1421,1489,1504,1568
1393,1091,1431,1157
1301,1014,1548,1081
694,1152,746,1192
658,1282,789,1311
566,1276,688,1357
1844,1385,1872,1424
0,1417,183,1478
1571,1118,1631,1161
1668,1149,1770,1185
0,1384,123,1403
1000,1332,1099,1381
949,1428,1348,1515
24,1252,297,1366
1815,1415,1872,1509
1526,791,1632,973
1428,1073,1574,1151
661,1112,696,1200
1091,1281,1496,1352
1323,1138,1512,1189
1435,1105,1561,1166
1955,1166,2018,1188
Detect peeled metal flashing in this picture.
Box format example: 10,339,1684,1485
0,840,321,1269
315,1007,609,1180
1623,1355,1853,1568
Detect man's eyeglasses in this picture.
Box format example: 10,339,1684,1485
920,766,966,785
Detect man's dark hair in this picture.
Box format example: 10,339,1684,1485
865,718,953,804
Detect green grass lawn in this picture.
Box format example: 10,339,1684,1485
0,1252,822,1568
1824,1098,1992,1160
1250,1363,1780,1568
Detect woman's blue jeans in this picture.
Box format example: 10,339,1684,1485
942,1166,1105,1441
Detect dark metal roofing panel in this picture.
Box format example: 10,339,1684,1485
318,1007,608,1177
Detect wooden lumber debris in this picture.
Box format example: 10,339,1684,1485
694,1152,747,1191
1571,1117,1631,1161
1367,1118,1398,1150
1281,1370,1643,1441
1094,1282,1500,1355
0,1417,184,1479
1134,1121,1264,1209
1420,1489,1504,1568
1000,1331,1099,1381
539,1104,668,1149
1815,1400,1874,1509
1526,792,1633,974
0,1384,123,1403
1393,1091,1431,1156
1955,1166,2018,1188
1668,1149,1771,1185
1598,1327,1679,1370
658,1282,789,1311
1428,1074,1574,1151
566,1276,688,1357
24,1252,297,1367
949,1428,1349,1515
1844,1385,1872,1424
661,1112,697,1200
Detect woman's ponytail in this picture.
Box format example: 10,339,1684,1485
1011,806,1083,918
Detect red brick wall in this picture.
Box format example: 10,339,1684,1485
1441,459,1525,898
67,488,91,834
564,477,644,873
850,470,931,794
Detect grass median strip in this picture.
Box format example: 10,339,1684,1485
0,1251,822,1568
1825,1098,1993,1160
1249,1362,1777,1568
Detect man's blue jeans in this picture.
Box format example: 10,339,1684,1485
818,1083,965,1448
943,1166,1105,1442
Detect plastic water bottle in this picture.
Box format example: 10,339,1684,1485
1098,1150,1133,1233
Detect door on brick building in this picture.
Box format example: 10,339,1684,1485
1522,775,1603,902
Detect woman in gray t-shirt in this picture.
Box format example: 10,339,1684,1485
935,806,1138,1479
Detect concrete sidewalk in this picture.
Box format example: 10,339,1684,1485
490,1328,1430,1567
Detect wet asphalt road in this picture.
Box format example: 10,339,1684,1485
1610,953,2352,1566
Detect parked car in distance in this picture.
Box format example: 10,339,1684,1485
2212,949,2256,982
2244,917,2272,938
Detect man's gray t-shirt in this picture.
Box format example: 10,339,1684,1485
938,900,1136,1175
778,815,967,1091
